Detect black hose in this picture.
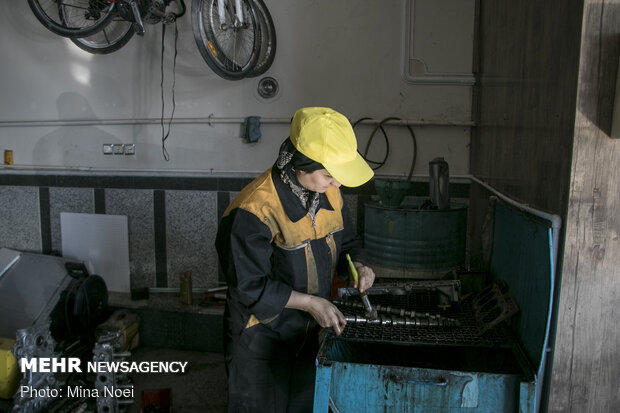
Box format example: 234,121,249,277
352,117,390,170
175,0,186,18
359,117,418,181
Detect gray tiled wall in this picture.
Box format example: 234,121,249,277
2,174,467,292
106,189,156,289
0,186,40,253
166,191,218,288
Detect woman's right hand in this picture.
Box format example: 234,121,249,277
286,291,347,335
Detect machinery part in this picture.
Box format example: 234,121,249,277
93,331,134,413
335,287,508,347
0,250,109,412
339,279,461,310
336,298,461,327
12,323,63,413
95,310,140,352
335,299,429,319
471,283,519,335
343,313,460,328
340,280,461,300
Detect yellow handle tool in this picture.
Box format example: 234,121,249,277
346,254,377,319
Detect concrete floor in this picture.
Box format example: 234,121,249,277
127,346,227,413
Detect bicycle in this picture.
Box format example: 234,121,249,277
27,0,116,38
68,0,185,55
27,0,276,80
192,0,275,79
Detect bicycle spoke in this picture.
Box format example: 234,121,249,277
68,6,134,54
61,0,112,27
209,1,255,68
192,0,260,79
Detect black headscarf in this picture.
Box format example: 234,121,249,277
275,138,322,218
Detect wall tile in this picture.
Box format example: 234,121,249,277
106,189,155,289
0,186,40,253
166,191,218,288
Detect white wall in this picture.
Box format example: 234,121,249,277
0,0,472,177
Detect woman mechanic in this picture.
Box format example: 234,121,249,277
215,107,376,412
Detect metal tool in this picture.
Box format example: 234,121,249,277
346,254,378,319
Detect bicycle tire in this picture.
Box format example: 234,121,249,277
28,0,115,38
246,0,276,78
68,13,135,54
192,0,260,80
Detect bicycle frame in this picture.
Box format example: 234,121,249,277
112,0,182,35
217,0,245,29
127,0,145,34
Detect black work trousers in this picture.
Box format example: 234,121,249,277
226,325,320,413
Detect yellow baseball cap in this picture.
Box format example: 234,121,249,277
289,107,374,187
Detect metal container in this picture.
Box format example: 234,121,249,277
429,157,450,209
315,288,533,413
315,199,557,413
3,150,13,165
315,335,530,413
180,271,193,305
374,178,412,208
364,202,467,271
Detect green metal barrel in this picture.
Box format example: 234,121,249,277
364,202,467,270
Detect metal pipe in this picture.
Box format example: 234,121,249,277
0,165,475,182
0,164,265,176
468,175,562,229
0,117,475,128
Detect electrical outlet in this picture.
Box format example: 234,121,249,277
103,144,114,155
123,144,136,155
112,144,124,155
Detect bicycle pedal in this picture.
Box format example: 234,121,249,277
133,23,145,36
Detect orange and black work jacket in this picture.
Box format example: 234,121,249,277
215,166,364,356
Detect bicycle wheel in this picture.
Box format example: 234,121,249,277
67,8,135,54
28,0,115,38
246,0,276,77
192,0,260,80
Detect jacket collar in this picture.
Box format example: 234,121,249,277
271,166,334,223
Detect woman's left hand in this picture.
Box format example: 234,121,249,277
352,263,375,293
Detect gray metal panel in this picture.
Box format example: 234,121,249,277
49,187,95,254
0,248,20,278
315,337,524,412
490,201,553,372
0,252,70,337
